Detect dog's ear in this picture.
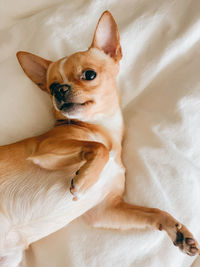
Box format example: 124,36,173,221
16,51,52,91
91,11,122,61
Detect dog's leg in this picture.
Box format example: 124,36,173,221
70,142,109,200
85,196,199,256
29,139,109,199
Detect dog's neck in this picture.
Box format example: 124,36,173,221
56,107,124,146
89,108,124,143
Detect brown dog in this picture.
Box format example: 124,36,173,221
0,11,199,267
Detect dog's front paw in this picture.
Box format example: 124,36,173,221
70,168,98,201
173,224,200,256
70,171,88,201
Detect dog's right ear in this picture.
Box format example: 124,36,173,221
91,11,122,62
16,51,52,91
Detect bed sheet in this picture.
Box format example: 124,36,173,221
0,0,200,266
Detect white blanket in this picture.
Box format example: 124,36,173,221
0,0,200,266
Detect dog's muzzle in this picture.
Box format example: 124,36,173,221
50,83,71,102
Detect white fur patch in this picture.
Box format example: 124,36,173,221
87,150,125,196
92,109,124,143
59,57,69,83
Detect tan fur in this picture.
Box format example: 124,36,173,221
0,11,199,266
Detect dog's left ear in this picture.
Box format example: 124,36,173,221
91,11,122,61
16,51,52,91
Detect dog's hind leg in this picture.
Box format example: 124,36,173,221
84,195,200,256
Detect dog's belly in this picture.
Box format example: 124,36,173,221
0,152,124,252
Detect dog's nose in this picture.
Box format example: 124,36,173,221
50,83,71,102
58,84,71,97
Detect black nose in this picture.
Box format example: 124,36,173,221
50,83,71,101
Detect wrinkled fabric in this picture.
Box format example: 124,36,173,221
0,0,200,266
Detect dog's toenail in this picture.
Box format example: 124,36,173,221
159,224,162,231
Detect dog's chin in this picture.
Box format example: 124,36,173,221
55,100,93,117
60,103,83,112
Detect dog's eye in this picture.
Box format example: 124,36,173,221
81,70,97,81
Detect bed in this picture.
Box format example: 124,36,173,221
0,0,200,266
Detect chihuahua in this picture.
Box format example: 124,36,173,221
0,11,199,267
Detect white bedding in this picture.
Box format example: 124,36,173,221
0,0,200,266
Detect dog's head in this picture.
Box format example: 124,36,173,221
17,11,122,122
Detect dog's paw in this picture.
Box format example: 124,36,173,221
157,211,200,256
70,170,87,201
173,224,200,256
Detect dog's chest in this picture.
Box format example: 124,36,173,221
91,151,125,196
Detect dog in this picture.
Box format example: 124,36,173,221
0,11,199,267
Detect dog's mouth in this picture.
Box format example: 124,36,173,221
58,100,93,112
